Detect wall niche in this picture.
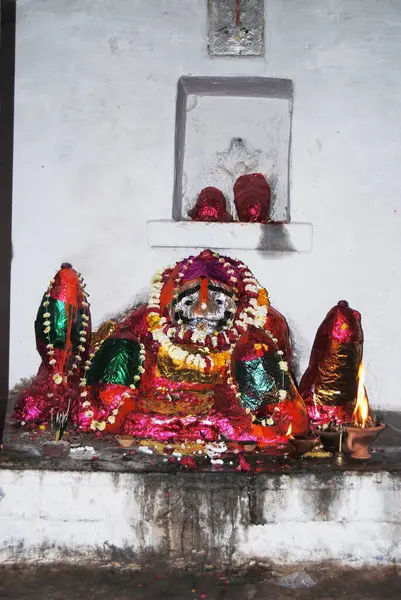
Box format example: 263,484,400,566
147,76,312,252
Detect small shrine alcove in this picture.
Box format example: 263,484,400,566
147,76,313,252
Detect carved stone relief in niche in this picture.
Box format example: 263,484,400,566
185,138,277,223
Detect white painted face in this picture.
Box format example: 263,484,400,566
170,279,237,335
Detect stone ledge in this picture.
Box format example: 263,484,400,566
0,412,398,475
147,220,313,252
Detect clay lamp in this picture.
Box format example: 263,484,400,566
237,440,257,453
345,364,386,459
289,435,321,455
311,426,341,453
117,435,135,449
346,421,386,460
286,423,321,455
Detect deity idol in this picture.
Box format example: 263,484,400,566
13,251,309,444
299,300,366,427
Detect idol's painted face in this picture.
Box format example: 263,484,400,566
170,278,237,335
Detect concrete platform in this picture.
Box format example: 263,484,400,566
1,412,401,568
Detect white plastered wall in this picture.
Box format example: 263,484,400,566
10,0,401,409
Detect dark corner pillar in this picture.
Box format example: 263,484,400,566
0,0,16,444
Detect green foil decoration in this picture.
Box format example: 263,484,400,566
234,355,289,410
86,338,142,386
35,296,68,348
35,295,88,352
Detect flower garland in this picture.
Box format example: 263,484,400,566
77,252,291,433
146,253,269,374
144,252,293,428
80,341,146,432
220,328,289,428
249,329,290,427
42,278,58,384
42,271,90,386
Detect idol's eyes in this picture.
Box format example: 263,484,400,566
184,299,194,306
213,293,230,307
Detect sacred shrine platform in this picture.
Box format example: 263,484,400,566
1,410,401,568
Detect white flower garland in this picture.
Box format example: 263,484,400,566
83,253,291,433
42,272,91,386
81,341,146,432
147,253,270,373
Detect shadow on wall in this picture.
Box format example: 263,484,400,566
257,224,296,258
0,0,16,442
288,322,309,385
256,226,303,378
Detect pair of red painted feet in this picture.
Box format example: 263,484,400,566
188,173,271,224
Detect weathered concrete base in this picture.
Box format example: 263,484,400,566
2,469,400,566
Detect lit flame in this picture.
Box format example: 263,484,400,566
352,362,370,428
286,423,293,437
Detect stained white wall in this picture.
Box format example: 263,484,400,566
2,469,401,565
11,0,401,409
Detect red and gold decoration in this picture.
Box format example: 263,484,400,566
13,263,91,424
12,251,309,446
233,173,271,223
12,255,382,458
299,300,364,426
188,187,232,222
